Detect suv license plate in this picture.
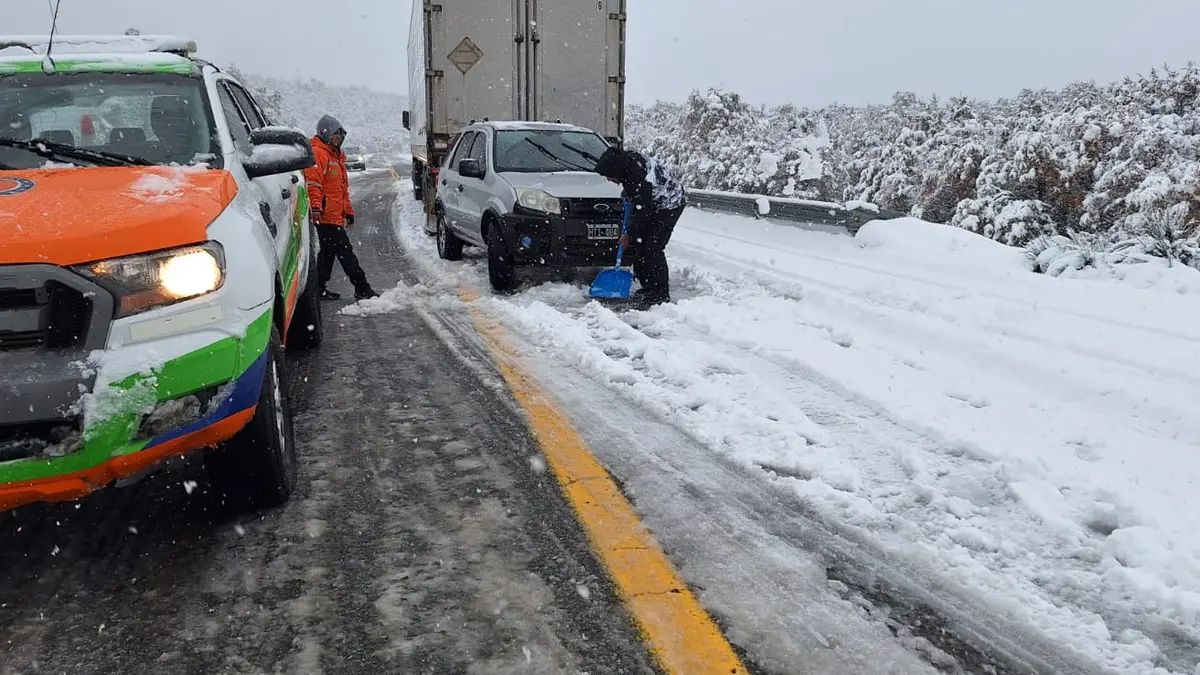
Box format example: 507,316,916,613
587,224,620,240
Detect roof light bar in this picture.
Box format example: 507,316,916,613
0,35,197,56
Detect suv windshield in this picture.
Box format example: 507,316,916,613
493,129,610,173
0,72,220,169
345,146,364,155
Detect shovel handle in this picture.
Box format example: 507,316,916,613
613,200,634,269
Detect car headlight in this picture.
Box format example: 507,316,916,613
75,242,225,317
516,188,562,215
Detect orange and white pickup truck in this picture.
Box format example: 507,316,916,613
0,35,322,512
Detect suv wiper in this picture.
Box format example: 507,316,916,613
522,138,591,172
560,142,600,165
0,138,152,167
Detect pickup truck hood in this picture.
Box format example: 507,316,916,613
0,167,238,266
500,171,623,200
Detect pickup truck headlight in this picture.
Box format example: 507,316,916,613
75,242,225,317
516,188,562,215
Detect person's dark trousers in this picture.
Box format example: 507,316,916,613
316,224,371,293
632,206,685,300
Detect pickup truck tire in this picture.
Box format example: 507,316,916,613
286,230,323,350
204,328,298,510
487,224,516,292
436,212,464,261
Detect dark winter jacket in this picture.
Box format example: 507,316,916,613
594,148,685,236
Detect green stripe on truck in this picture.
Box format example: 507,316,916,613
0,308,273,485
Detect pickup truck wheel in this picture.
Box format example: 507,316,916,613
204,328,299,510
436,212,464,261
287,230,323,350
487,225,517,292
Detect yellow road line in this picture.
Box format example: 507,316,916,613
388,165,401,180
463,291,748,675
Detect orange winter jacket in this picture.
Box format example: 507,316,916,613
305,136,355,226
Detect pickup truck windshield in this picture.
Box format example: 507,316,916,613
0,72,221,169
493,130,610,173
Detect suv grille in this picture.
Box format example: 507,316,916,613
0,280,94,352
562,198,623,219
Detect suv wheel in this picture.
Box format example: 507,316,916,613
487,225,516,292
204,328,298,509
436,212,464,261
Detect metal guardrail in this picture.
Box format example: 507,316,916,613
685,189,906,235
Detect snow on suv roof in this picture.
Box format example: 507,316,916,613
0,35,200,76
481,120,595,134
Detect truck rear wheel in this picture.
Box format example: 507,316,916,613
412,162,424,202
487,225,516,292
204,328,298,510
436,212,464,261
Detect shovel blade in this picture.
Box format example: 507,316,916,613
589,268,635,299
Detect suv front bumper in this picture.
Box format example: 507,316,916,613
502,212,639,267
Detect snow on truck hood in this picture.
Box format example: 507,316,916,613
500,171,622,200
0,166,238,266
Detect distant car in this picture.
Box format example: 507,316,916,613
344,145,367,172
434,121,628,292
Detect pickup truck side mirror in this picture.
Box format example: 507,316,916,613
458,158,486,179
243,127,315,178
402,110,411,130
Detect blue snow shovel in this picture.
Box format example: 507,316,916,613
589,200,636,300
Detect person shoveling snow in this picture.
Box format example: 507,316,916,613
593,147,686,307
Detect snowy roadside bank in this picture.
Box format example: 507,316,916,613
383,190,1200,674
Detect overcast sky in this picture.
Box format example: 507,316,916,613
7,0,1200,107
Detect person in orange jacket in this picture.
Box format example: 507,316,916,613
305,115,378,300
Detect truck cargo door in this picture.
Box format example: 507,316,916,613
530,0,626,141
434,0,521,131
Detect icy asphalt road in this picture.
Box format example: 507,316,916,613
0,170,653,675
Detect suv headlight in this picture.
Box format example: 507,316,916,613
74,242,225,317
516,188,562,215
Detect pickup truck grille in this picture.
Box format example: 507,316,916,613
0,420,83,463
0,271,104,352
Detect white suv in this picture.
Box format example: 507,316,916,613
0,36,321,512
433,121,626,291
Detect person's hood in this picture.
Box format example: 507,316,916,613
316,114,345,145
593,147,630,182
0,167,239,266
500,171,623,200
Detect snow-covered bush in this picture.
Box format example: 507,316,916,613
1026,231,1114,276
1120,203,1200,267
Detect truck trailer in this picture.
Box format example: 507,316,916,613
405,0,627,233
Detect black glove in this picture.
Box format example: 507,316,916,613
345,214,355,226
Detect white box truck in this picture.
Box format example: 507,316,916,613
404,0,627,231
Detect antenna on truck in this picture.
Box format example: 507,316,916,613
42,0,63,74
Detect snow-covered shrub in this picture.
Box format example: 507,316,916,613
1026,231,1113,275
1126,203,1200,267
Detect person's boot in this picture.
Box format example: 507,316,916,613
634,291,670,309
354,285,380,300
319,287,341,300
